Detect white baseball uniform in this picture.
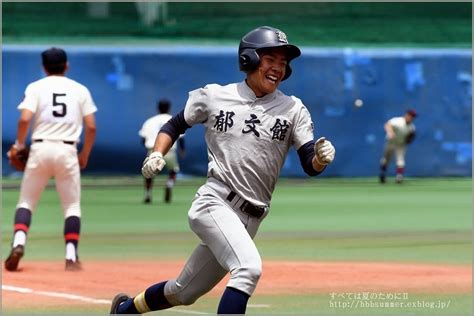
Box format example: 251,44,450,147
16,75,97,217
139,113,180,173
381,116,416,167
164,81,314,304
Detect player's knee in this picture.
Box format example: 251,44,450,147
239,263,262,283
177,295,198,306
228,262,262,295
169,170,177,179
164,279,199,306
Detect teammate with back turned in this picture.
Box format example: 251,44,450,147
4,47,97,272
139,99,185,204
110,26,335,314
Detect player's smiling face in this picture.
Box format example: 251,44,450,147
247,48,288,97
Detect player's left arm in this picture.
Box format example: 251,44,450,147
294,103,335,175
405,131,415,144
312,137,335,170
78,113,97,169
297,137,335,175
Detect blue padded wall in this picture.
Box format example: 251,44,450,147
2,45,471,176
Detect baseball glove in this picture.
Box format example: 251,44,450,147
7,145,30,171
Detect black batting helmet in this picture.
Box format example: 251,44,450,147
238,26,301,80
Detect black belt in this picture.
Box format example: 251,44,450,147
226,191,265,219
34,139,75,145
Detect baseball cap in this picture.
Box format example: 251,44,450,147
406,109,417,117
41,47,67,66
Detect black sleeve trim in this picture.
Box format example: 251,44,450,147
177,137,185,150
159,110,191,143
297,140,324,176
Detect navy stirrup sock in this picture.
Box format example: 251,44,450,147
145,281,172,311
14,207,32,234
217,286,250,314
64,216,81,248
117,281,172,314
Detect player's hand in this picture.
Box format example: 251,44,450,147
314,137,335,165
142,151,166,179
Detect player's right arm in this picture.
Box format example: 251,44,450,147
142,110,191,179
16,83,38,149
142,87,209,179
384,120,395,139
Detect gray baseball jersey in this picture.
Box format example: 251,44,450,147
184,81,314,207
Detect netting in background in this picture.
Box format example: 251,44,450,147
2,2,472,46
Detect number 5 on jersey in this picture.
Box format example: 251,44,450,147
53,93,67,117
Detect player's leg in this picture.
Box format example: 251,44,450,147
144,177,153,204
380,143,394,183
5,145,51,271
144,150,153,203
163,152,179,203
55,144,82,270
189,187,264,314
112,243,227,314
165,170,177,203
395,146,406,183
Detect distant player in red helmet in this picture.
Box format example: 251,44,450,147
379,109,418,184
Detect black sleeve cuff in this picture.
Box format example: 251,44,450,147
159,110,191,143
297,140,324,176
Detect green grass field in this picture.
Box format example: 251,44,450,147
2,176,472,315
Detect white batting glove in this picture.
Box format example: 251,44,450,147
314,137,335,165
141,152,166,179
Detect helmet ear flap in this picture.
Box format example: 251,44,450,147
239,48,260,72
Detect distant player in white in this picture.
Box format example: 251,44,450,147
5,47,97,272
111,26,335,314
139,99,185,204
379,109,417,183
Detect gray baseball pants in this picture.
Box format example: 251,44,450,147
164,177,268,305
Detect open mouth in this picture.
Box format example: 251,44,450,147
266,74,279,84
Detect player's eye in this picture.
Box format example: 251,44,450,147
263,56,275,63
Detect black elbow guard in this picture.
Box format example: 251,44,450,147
160,110,190,142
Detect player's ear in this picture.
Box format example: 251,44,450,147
64,62,70,73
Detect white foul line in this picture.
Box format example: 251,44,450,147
2,285,268,313
3,285,111,304
2,284,209,314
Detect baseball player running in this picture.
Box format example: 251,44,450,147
139,99,185,204
110,26,335,314
379,109,417,183
4,47,97,272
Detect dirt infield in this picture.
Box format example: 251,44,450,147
2,260,471,309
